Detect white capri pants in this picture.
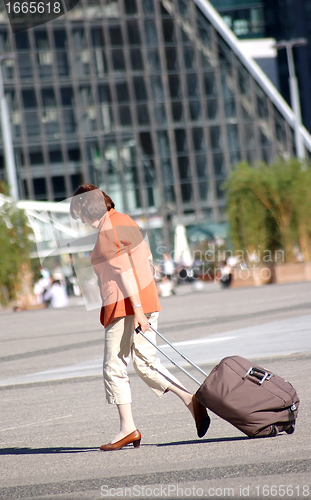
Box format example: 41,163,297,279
103,312,184,404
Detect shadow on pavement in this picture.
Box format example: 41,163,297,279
156,436,250,447
0,446,99,455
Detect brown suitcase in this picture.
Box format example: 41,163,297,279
137,326,299,438
195,355,299,437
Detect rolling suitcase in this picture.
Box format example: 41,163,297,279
136,325,299,438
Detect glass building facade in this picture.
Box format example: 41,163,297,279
0,0,308,247
209,0,265,39
210,0,311,134
264,0,311,134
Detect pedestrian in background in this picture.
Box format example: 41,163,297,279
43,274,68,308
219,260,233,289
33,269,50,305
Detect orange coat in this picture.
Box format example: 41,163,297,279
91,208,161,327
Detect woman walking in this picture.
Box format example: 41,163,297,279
70,184,210,450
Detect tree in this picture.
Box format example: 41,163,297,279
291,166,311,262
225,163,274,259
0,194,33,304
225,159,311,263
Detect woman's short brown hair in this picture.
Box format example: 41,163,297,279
70,183,115,221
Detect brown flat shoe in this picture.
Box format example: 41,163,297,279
192,395,210,438
100,429,141,451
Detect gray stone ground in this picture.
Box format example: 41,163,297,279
0,281,310,499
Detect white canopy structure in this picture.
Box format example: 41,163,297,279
0,194,94,260
173,224,193,267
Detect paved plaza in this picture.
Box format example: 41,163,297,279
0,281,310,499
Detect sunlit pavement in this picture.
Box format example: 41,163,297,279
0,281,310,499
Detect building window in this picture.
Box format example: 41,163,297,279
165,47,179,71
63,110,77,134
144,20,158,46
118,106,132,126
213,153,225,177
162,19,176,43
54,29,67,48
124,0,138,15
35,30,52,79
109,25,123,46
210,126,222,151
33,177,47,199
196,155,208,180
0,31,11,52
127,21,141,44
143,0,155,14
233,19,249,36
244,123,256,149
130,49,143,71
227,124,239,152
189,100,201,121
192,128,205,152
198,181,209,201
203,73,217,97
72,28,87,50
56,52,70,77
49,150,63,163
140,132,153,156
180,184,192,203
68,148,81,162
79,86,93,106
112,50,126,72
25,112,41,137
147,49,161,71
216,180,225,199
17,53,33,80
178,0,190,17
183,47,196,70
238,66,250,95
196,8,212,44
52,176,66,199
22,89,37,108
175,129,188,153
133,77,147,101
61,87,75,106
137,105,150,125
94,49,107,76
71,174,82,191
172,102,183,122
14,31,30,50
257,93,269,119
42,88,56,108
169,75,182,98
225,99,237,119
30,151,44,165
154,103,167,124
116,82,130,102
73,49,90,77
91,28,105,47
178,155,191,181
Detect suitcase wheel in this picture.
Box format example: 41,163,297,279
269,425,279,437
285,421,295,435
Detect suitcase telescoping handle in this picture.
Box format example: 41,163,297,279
135,323,208,386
